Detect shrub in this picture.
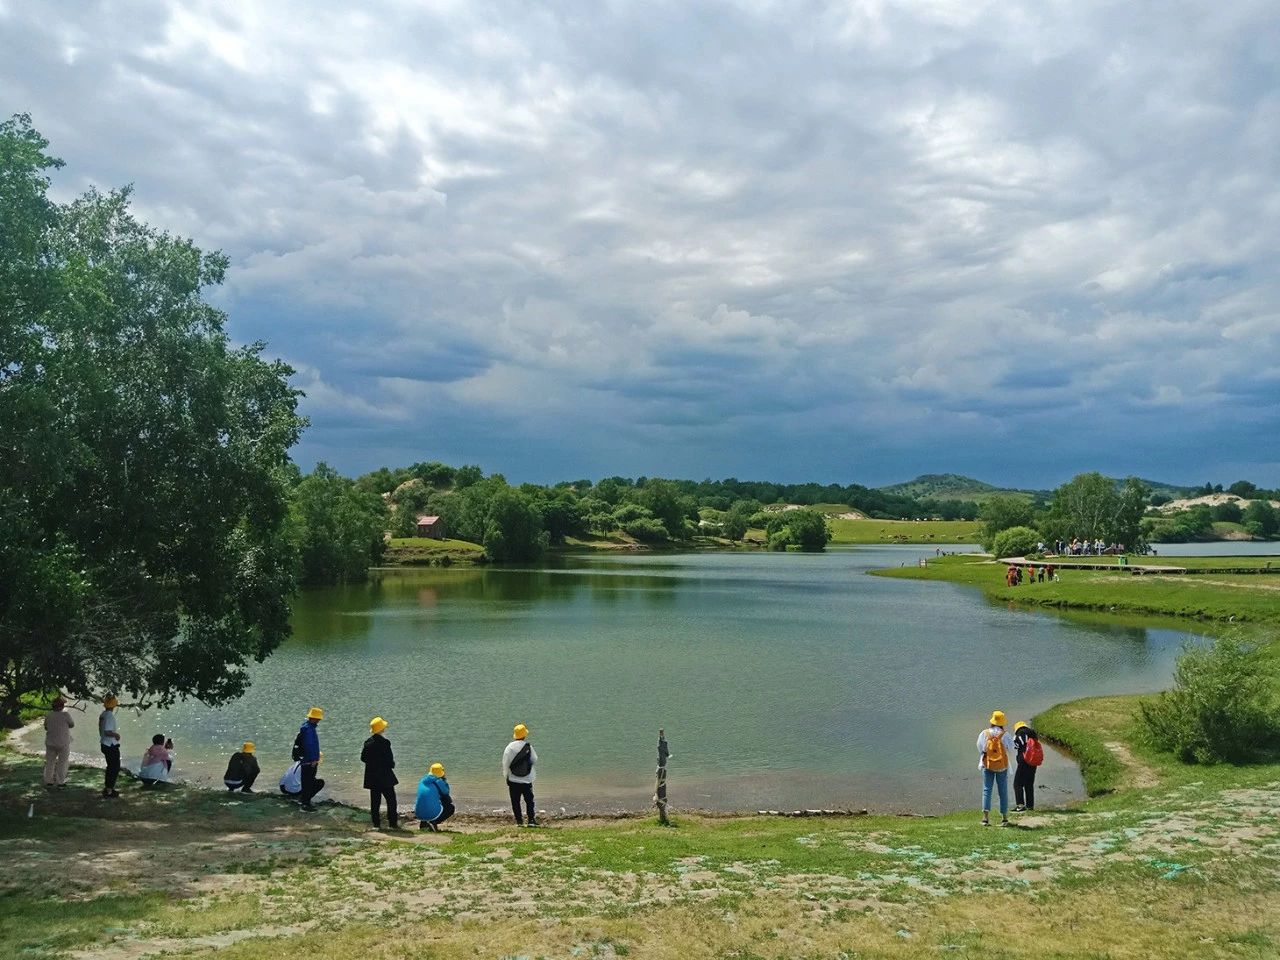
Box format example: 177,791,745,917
1140,634,1280,764
623,518,669,543
991,525,1040,559
612,503,652,524
767,530,792,551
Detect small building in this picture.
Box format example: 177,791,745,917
416,515,444,539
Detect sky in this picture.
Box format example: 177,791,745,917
3,1,1278,488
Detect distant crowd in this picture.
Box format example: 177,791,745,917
41,698,1047,828
42,698,543,831
1005,563,1056,586
1043,538,1128,556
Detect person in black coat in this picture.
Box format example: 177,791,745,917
1013,721,1039,811
361,716,399,829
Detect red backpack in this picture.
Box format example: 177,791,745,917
1023,736,1044,767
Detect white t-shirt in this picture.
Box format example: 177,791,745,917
977,726,1016,771
99,709,119,748
502,739,538,784
279,762,302,794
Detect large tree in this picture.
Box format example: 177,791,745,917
0,115,305,722
1042,473,1149,549
290,464,386,584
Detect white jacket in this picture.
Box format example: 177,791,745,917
977,726,1016,771
279,761,302,794
502,739,537,784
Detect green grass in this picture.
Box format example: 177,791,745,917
873,553,1280,624
382,537,484,565
827,517,982,544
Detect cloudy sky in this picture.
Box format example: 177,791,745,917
4,1,1278,487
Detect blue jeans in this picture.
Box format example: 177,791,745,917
982,767,1009,817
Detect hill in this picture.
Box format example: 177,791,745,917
880,473,1201,505
877,474,1037,503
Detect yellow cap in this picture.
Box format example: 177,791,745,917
307,706,324,721
989,710,1006,727
242,741,255,754
370,716,388,734
1013,722,1028,732
513,723,528,740
430,762,445,777
104,695,119,709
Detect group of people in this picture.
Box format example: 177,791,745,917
47,696,1046,830
1004,563,1055,586
1050,538,1126,556
976,710,1043,826
248,709,539,830
45,697,540,831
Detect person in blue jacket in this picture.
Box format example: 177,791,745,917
296,707,324,812
414,762,454,832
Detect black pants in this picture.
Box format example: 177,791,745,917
369,785,397,827
300,764,324,806
507,779,536,824
102,744,121,793
1014,764,1036,809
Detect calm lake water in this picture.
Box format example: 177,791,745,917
59,546,1209,814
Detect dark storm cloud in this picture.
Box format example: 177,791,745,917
3,0,1278,485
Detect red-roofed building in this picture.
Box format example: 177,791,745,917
416,515,444,539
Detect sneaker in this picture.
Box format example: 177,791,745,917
1000,819,1011,828
300,803,316,813
1014,804,1026,812
425,822,438,833
981,818,990,826
240,788,255,795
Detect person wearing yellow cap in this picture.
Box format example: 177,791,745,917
98,695,122,799
1012,721,1044,812
223,741,260,794
414,762,454,832
294,707,324,811
502,723,539,827
977,710,1016,826
360,716,400,830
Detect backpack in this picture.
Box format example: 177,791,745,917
509,742,533,778
1023,736,1044,767
291,731,305,762
984,730,1008,770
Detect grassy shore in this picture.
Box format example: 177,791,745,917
382,537,486,565
827,518,981,544
4,662,1279,960
871,553,1280,624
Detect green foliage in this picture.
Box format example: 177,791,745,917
640,479,695,540
1140,634,1280,764
0,115,304,719
623,517,669,543
532,489,588,543
1212,501,1242,523
991,525,1041,559
289,464,386,585
612,503,653,525
977,495,1035,551
782,508,831,551
482,489,548,562
767,529,792,550
1243,500,1278,538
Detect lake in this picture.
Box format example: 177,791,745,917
61,546,1206,814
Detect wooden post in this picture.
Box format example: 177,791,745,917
655,728,670,825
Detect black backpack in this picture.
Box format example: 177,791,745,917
291,731,305,762
509,742,533,777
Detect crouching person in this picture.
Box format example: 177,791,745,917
415,763,454,832
139,735,173,788
224,742,260,793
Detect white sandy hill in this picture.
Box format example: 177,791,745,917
1156,493,1280,513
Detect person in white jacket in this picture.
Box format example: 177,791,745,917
977,709,1017,827
501,723,538,826
43,697,75,788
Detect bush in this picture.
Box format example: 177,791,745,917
1139,634,1280,764
990,525,1041,559
612,503,652,524
623,518,669,543
784,508,831,551
767,530,792,551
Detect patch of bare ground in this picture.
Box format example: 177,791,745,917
1104,740,1161,788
